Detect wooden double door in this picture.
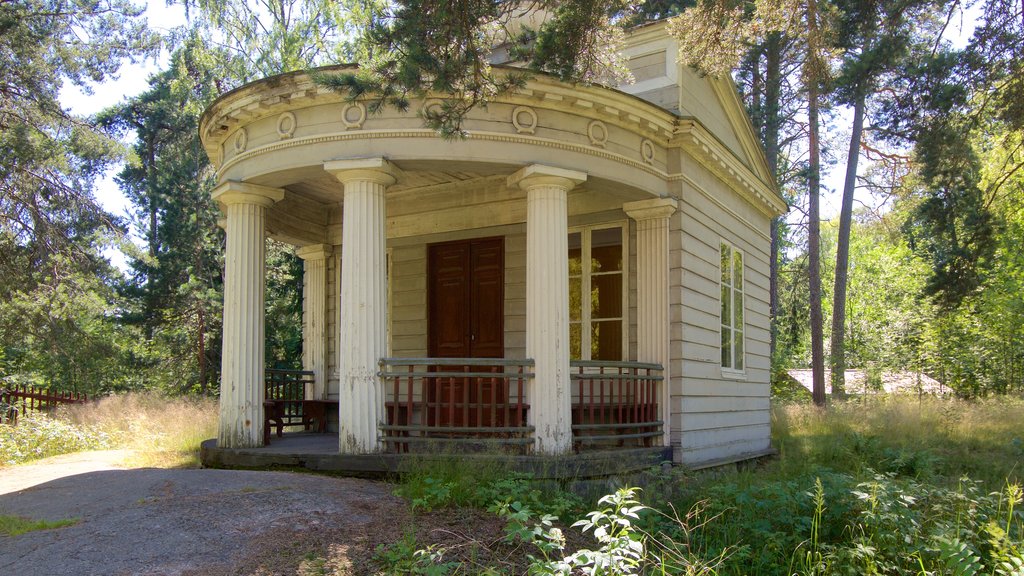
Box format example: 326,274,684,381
427,237,506,427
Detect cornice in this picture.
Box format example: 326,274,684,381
671,119,787,217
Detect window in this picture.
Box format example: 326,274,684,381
720,242,744,371
568,225,626,360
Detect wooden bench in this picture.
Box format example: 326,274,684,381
263,399,338,445
300,400,338,433
263,400,285,445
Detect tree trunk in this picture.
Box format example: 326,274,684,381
764,33,783,368
829,91,866,399
807,0,827,407
198,305,207,395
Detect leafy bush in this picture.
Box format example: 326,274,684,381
0,412,112,465
0,392,217,467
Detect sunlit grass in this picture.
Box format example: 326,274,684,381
772,395,1024,489
0,392,217,468
62,393,218,468
0,515,79,536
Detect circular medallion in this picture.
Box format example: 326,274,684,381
511,106,538,134
232,128,248,153
588,120,608,148
341,102,366,130
276,112,296,139
641,139,656,164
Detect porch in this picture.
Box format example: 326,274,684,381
257,360,664,454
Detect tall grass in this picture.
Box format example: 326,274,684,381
664,395,1024,575
773,395,1024,487
0,393,217,468
62,393,218,468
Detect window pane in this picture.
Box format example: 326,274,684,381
720,284,731,325
733,250,743,291
734,331,744,370
733,290,743,329
570,322,582,360
591,320,622,360
721,328,731,368
569,276,582,321
568,232,582,275
591,273,622,318
720,243,731,285
591,228,622,272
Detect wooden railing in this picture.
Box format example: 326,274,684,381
378,358,534,453
1,385,89,424
265,369,315,428
570,360,663,449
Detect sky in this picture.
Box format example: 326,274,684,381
60,0,982,270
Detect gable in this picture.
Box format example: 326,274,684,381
621,21,777,192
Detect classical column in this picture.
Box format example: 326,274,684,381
324,158,397,454
213,181,284,449
509,165,586,455
296,244,332,400
623,198,678,447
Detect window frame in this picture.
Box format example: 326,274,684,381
719,240,746,375
568,222,630,361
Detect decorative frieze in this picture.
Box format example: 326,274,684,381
587,120,608,148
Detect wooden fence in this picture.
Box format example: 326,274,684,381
1,385,89,424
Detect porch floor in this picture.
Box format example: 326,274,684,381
200,432,672,479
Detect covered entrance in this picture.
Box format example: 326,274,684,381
425,237,509,428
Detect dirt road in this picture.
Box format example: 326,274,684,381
0,451,407,575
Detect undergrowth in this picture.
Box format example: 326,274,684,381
376,396,1024,575
0,392,217,467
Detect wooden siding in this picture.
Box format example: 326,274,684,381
676,67,750,169
629,50,667,83
326,251,339,400
670,153,773,466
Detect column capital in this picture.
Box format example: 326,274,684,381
623,197,678,221
295,243,333,261
324,157,400,187
212,181,285,208
508,164,586,192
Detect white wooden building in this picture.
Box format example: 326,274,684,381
199,21,786,470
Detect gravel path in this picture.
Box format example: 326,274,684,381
0,451,406,575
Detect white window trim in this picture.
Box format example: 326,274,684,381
569,221,629,361
720,240,746,377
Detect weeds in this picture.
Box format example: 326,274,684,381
0,514,79,536
0,411,112,465
0,392,216,467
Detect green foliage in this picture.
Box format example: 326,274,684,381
318,0,635,137
374,532,460,575
0,515,79,537
180,0,369,82
397,461,582,519
0,412,113,466
0,1,160,396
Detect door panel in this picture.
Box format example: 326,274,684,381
426,237,505,427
